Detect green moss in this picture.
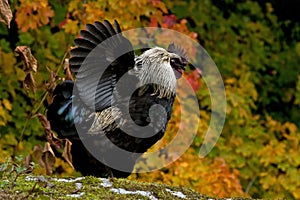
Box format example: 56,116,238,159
0,175,255,199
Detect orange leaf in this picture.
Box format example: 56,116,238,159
15,0,54,32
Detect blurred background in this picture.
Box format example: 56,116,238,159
0,0,299,199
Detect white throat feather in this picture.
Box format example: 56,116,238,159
134,47,177,98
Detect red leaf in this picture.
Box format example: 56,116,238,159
149,17,158,27
186,68,202,91
163,15,177,27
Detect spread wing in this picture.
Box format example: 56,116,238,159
69,20,135,112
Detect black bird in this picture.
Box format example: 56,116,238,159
47,20,187,178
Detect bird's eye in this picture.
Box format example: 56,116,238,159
170,57,186,71
170,58,180,64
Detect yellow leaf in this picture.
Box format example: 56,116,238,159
0,48,16,75
293,190,300,199
68,0,81,12
0,104,10,126
63,19,79,35
0,121,5,126
3,133,18,145
225,78,236,84
2,99,12,111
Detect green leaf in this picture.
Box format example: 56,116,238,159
18,32,35,46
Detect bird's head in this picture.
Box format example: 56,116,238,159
134,44,187,98
168,42,188,79
137,44,187,79
168,53,187,79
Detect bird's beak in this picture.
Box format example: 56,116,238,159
180,64,186,70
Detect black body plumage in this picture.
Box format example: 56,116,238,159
47,20,187,177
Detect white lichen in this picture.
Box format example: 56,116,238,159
51,177,85,182
99,178,113,188
110,188,158,200
75,182,83,190
66,192,85,198
165,188,186,199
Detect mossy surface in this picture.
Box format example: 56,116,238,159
0,175,255,199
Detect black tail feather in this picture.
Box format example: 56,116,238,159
47,81,92,138
47,80,76,137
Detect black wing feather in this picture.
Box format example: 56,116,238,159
94,21,111,38
86,24,105,41
79,30,101,44
69,20,135,112
74,38,97,50
114,20,122,34
104,20,117,35
70,48,91,57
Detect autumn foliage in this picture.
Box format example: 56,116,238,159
0,0,299,199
